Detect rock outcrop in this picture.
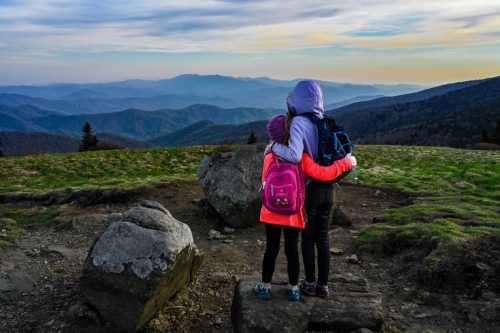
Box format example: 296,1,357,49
198,144,264,227
232,274,384,333
81,201,202,332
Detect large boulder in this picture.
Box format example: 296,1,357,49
81,201,203,332
198,144,265,227
232,274,384,333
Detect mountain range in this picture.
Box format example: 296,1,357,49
1,74,499,155
0,74,422,112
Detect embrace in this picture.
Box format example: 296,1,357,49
255,80,358,301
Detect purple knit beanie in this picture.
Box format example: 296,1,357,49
266,114,287,144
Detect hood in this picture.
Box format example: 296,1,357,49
286,80,324,118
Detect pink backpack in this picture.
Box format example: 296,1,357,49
262,154,305,215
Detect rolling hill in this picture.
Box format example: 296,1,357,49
332,76,500,146
0,131,80,155
96,133,150,149
0,104,58,132
148,120,268,146
0,131,149,156
0,104,279,140
329,77,486,113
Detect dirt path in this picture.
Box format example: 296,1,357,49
0,181,496,333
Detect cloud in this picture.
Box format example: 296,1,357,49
2,0,500,53
0,0,500,84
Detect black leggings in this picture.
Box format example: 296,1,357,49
262,223,300,286
303,181,333,286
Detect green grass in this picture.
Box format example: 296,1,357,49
0,145,232,193
354,145,500,250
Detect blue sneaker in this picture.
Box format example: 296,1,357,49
288,288,300,302
254,282,271,301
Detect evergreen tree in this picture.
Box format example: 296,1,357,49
0,138,3,157
481,129,490,143
79,122,98,151
247,130,257,144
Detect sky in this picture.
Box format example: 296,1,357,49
1,0,500,85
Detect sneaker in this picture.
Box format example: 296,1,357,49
316,284,330,298
300,281,317,296
254,282,271,301
287,288,300,302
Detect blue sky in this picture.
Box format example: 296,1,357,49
1,0,500,85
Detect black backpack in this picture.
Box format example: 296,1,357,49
301,114,354,181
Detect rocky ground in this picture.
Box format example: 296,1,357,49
1,181,499,332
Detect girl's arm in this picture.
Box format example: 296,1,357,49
301,153,353,182
271,118,305,163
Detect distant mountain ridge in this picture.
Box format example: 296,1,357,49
0,74,423,111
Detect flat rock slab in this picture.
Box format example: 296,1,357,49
232,277,383,333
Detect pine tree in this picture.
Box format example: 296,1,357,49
79,122,98,151
0,138,3,157
247,130,257,144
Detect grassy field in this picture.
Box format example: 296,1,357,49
1,144,499,248
355,145,500,248
0,145,231,193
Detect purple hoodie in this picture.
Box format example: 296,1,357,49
272,80,324,162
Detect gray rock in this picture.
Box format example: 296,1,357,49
138,200,170,215
42,245,79,260
330,247,344,255
0,268,35,301
331,206,353,227
232,279,383,333
198,144,265,227
81,202,203,332
208,229,223,240
330,273,370,293
105,212,123,224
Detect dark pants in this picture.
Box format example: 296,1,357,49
262,223,300,286
303,181,334,286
